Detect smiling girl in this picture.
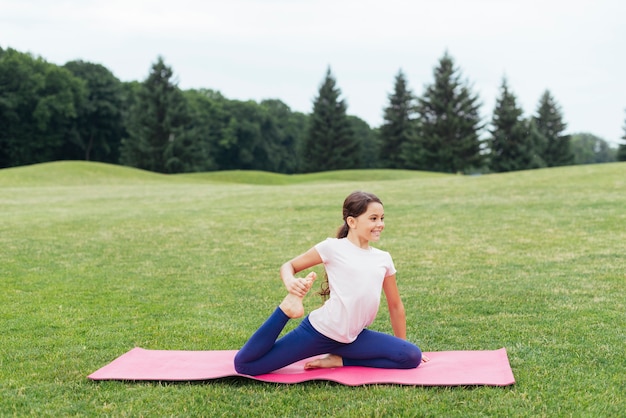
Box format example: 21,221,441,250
234,191,426,376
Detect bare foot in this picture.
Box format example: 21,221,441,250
279,293,304,318
304,354,343,370
279,272,317,319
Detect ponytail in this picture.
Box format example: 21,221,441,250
336,221,349,239
318,221,349,299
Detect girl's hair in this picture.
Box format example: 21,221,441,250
318,191,383,299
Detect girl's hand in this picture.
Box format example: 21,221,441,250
422,354,430,363
285,272,317,297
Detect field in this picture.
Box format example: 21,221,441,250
1,161,624,417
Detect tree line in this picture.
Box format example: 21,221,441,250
1,46,624,174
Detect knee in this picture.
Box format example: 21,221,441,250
403,344,422,369
234,359,254,376
234,364,250,375
233,353,263,376
233,352,249,375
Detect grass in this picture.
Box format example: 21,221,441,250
1,161,624,417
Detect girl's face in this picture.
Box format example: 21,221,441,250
348,202,385,246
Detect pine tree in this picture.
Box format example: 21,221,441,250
302,67,359,172
379,70,417,169
533,90,572,167
120,57,191,173
526,119,549,169
489,77,544,172
414,52,484,173
618,111,626,162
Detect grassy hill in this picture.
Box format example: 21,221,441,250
0,161,447,187
1,161,624,416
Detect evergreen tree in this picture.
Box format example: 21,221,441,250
489,77,544,172
302,67,359,172
379,70,417,168
413,52,484,173
533,90,572,167
618,111,626,162
526,118,549,169
120,57,191,173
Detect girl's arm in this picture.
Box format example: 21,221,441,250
280,247,323,297
383,274,430,362
382,274,407,339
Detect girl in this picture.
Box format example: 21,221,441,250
234,191,426,376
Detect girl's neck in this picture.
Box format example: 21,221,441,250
346,233,370,250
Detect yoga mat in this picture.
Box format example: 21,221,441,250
88,347,515,386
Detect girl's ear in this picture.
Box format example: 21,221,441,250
346,216,357,229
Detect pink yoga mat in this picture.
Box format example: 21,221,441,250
88,347,515,386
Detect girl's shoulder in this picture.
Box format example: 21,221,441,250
315,237,340,250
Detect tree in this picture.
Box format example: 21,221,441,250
120,57,191,173
63,60,124,163
533,90,572,167
260,99,306,174
222,99,271,171
0,48,84,168
379,70,417,168
489,77,544,172
348,116,379,169
302,67,359,172
618,111,626,162
184,96,302,173
413,52,484,173
570,133,617,164
181,89,223,172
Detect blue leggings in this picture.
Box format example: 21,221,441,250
234,307,422,376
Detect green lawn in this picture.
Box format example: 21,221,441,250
1,161,624,417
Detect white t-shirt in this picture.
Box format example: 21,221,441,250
308,238,397,343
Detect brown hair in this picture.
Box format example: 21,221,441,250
318,191,383,299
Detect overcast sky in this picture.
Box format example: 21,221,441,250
2,0,625,145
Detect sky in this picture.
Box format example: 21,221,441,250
2,0,625,145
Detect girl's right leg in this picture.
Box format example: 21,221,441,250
331,329,422,369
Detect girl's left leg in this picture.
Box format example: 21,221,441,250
331,329,422,369
234,306,290,371
234,314,337,376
